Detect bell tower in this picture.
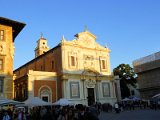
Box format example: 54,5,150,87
35,34,49,57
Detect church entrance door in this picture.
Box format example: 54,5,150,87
87,88,95,106
42,96,49,102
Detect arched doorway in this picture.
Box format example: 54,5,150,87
39,86,52,102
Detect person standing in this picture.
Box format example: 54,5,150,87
3,112,10,120
114,102,120,113
17,110,26,120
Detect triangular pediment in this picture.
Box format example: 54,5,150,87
61,30,110,51
74,31,96,48
74,30,97,40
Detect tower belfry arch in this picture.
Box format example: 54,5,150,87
35,34,49,57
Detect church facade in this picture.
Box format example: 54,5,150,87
14,29,118,105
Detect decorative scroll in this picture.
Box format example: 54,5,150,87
86,79,96,88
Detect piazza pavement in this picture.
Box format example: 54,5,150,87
99,109,160,120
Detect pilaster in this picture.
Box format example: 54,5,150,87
114,76,121,101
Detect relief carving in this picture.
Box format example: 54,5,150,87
62,31,109,51
80,35,95,48
83,55,95,68
86,79,96,88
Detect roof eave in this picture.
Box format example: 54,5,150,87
0,17,26,42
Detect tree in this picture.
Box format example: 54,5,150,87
113,64,137,98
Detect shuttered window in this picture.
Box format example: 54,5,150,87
0,59,3,70
0,78,4,92
0,30,4,40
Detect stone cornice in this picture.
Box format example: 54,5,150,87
61,72,114,81
62,42,110,52
28,70,57,77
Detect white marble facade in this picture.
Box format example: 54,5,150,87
62,77,117,106
61,30,117,106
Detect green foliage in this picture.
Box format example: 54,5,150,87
113,64,137,98
113,64,137,86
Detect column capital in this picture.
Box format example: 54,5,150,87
114,75,120,80
81,79,85,81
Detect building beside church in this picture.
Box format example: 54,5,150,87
133,51,160,99
14,29,118,105
0,17,25,99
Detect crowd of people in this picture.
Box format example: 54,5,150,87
0,103,101,120
0,99,159,120
102,99,160,114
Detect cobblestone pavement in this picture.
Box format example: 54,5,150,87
99,109,160,120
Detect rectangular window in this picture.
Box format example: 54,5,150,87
23,88,27,98
102,60,106,69
71,56,75,66
100,57,107,71
70,82,80,98
0,59,3,70
102,82,110,97
0,78,4,93
68,52,77,69
0,30,4,40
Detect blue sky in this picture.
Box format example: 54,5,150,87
0,0,160,70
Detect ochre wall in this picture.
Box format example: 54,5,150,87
0,24,14,99
0,24,13,75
